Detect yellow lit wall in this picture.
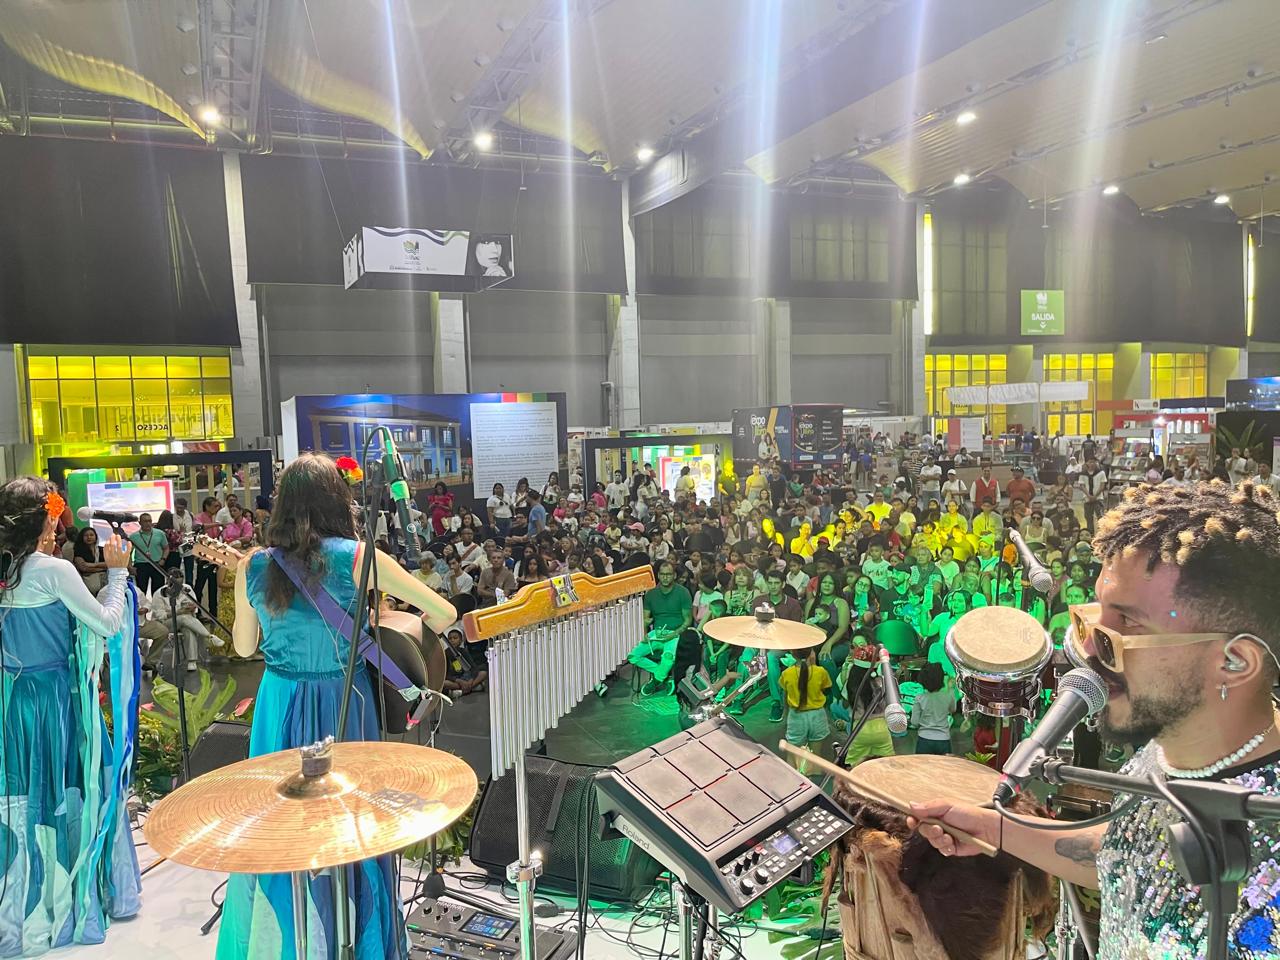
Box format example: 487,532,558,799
924,353,1007,436
1043,352,1113,436
25,349,234,468
1149,352,1207,401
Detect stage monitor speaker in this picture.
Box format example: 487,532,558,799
469,755,661,902
187,719,252,780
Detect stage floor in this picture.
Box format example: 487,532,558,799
59,833,833,960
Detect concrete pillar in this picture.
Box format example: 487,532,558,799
1208,346,1242,397
910,203,929,419
751,299,771,405
608,182,642,428
1006,345,1035,431
434,294,468,392
905,300,926,418
0,345,20,448
1113,342,1145,399
770,299,792,405
606,296,641,428
221,153,266,444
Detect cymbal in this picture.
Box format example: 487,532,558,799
703,615,826,650
144,740,477,873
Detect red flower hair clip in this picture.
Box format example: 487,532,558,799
334,456,363,485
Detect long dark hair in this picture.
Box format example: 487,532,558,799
796,647,815,709
73,525,102,563
262,454,357,613
0,477,55,594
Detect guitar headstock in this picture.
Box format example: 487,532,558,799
191,534,246,570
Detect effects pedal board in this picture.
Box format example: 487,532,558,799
405,898,575,960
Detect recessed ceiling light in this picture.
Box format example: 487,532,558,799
956,110,977,127
450,91,465,103
1102,184,1120,196
474,54,491,67
473,130,494,152
953,172,971,186
176,16,195,32
198,105,220,126
636,145,655,163
1214,193,1231,205
181,63,198,77
1145,33,1168,44
498,17,517,31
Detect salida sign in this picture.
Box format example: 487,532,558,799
1021,289,1065,336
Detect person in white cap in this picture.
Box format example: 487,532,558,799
941,468,968,512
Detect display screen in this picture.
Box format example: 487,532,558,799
770,833,800,855
461,913,515,940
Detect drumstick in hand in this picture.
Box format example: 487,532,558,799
776,741,999,858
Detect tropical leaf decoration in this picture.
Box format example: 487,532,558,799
145,668,239,747
1215,419,1267,461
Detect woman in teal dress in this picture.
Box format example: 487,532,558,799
0,477,141,957
216,454,456,960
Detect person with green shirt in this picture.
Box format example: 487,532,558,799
752,569,804,722
128,511,169,595
631,561,694,696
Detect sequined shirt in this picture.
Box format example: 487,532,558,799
1096,744,1280,959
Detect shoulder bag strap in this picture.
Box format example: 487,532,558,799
267,547,420,700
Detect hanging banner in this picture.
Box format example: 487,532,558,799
344,227,515,291
987,382,1042,405
791,404,844,466
1039,381,1090,402
1021,289,1066,335
948,381,1088,405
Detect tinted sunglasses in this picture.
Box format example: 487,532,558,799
1066,602,1232,674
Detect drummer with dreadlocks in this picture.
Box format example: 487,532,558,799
910,479,1280,958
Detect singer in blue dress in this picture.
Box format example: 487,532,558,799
0,478,142,958
215,454,456,960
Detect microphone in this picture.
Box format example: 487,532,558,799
1007,528,1054,593
379,431,421,566
994,668,1107,804
879,648,908,734
77,506,139,525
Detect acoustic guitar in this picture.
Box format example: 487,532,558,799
189,535,448,734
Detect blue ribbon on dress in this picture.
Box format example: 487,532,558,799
69,582,141,941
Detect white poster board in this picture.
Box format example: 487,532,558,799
470,401,560,498
1272,437,1280,474
959,417,984,452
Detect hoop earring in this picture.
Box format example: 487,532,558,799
1221,683,1229,702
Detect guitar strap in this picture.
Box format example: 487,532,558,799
267,547,422,702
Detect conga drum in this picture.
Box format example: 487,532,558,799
944,607,1051,719
829,756,1056,960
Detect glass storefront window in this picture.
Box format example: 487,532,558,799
95,356,132,378
925,353,1007,434
201,356,231,378
132,356,167,379
23,349,236,472
167,356,202,378
1149,352,1206,401
59,380,97,441
57,356,95,379
30,380,60,442
133,379,170,440
202,377,233,436
97,379,134,441
168,379,205,439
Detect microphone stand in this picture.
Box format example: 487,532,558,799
821,662,885,792
1029,758,1280,960
164,565,193,783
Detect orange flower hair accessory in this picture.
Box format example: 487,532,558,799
45,490,66,520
